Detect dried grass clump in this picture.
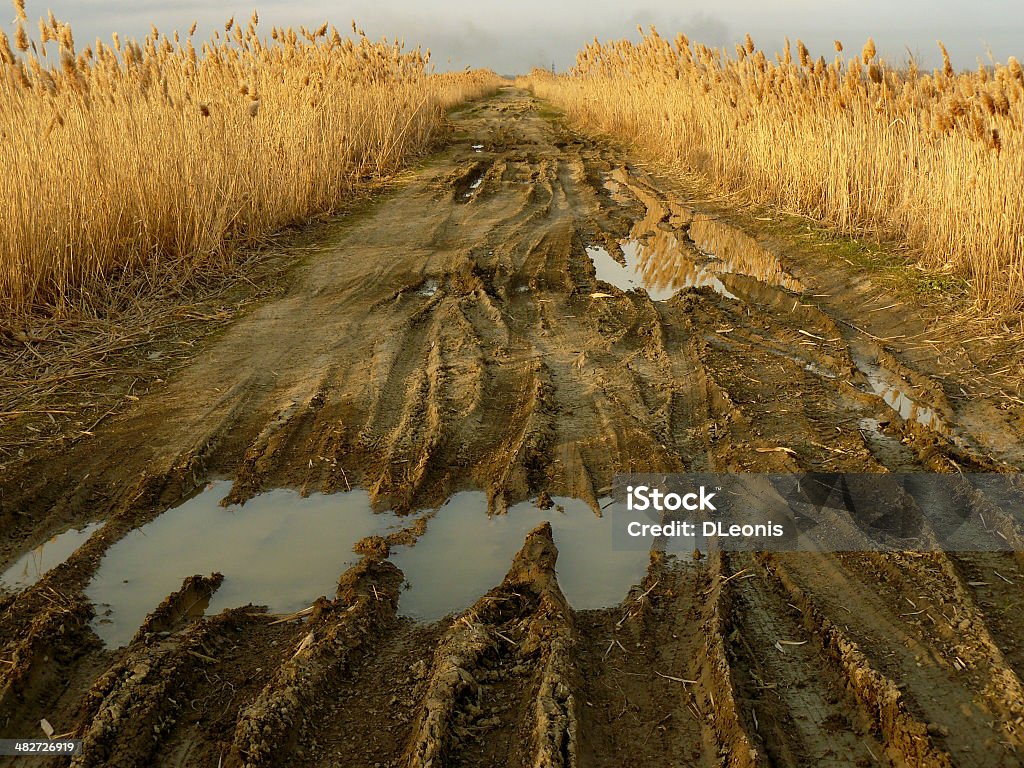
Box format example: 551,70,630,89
0,4,501,315
522,32,1024,315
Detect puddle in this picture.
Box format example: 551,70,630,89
586,242,736,301
87,483,656,644
471,143,484,153
853,356,946,433
871,379,942,430
586,245,645,295
418,279,439,297
686,216,804,293
390,493,649,622
589,182,804,302
595,170,804,303
86,481,408,647
0,523,102,593
458,170,485,200
624,238,739,300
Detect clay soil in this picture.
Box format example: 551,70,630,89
2,87,1024,768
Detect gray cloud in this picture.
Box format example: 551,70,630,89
4,1,1021,73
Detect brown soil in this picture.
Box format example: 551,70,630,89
2,86,1024,767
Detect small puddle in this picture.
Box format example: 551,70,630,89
0,523,102,594
854,356,946,433
458,168,486,201
471,143,484,153
418,279,439,297
86,481,408,647
391,493,649,621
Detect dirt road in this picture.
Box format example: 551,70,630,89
2,87,1024,767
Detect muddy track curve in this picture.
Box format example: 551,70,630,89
2,87,1024,767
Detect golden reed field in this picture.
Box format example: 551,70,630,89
524,29,1024,317
0,1,500,315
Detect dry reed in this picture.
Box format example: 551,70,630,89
523,30,1024,315
0,4,500,316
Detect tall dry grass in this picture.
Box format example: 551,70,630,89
0,2,500,315
524,30,1024,314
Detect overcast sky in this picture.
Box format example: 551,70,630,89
7,1,1022,74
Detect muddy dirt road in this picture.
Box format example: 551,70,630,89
2,87,1024,767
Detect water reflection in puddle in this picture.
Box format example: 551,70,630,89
391,493,648,622
86,481,407,647
853,356,946,433
1,523,102,593
457,166,487,201
871,378,942,430
460,175,484,200
593,170,804,303
587,244,735,301
593,167,806,303
688,216,804,294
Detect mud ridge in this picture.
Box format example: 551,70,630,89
404,522,576,768
230,556,403,767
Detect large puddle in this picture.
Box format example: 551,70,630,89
0,523,103,594
86,484,650,647
86,482,409,647
391,493,648,622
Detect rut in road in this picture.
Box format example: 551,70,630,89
2,86,1024,768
